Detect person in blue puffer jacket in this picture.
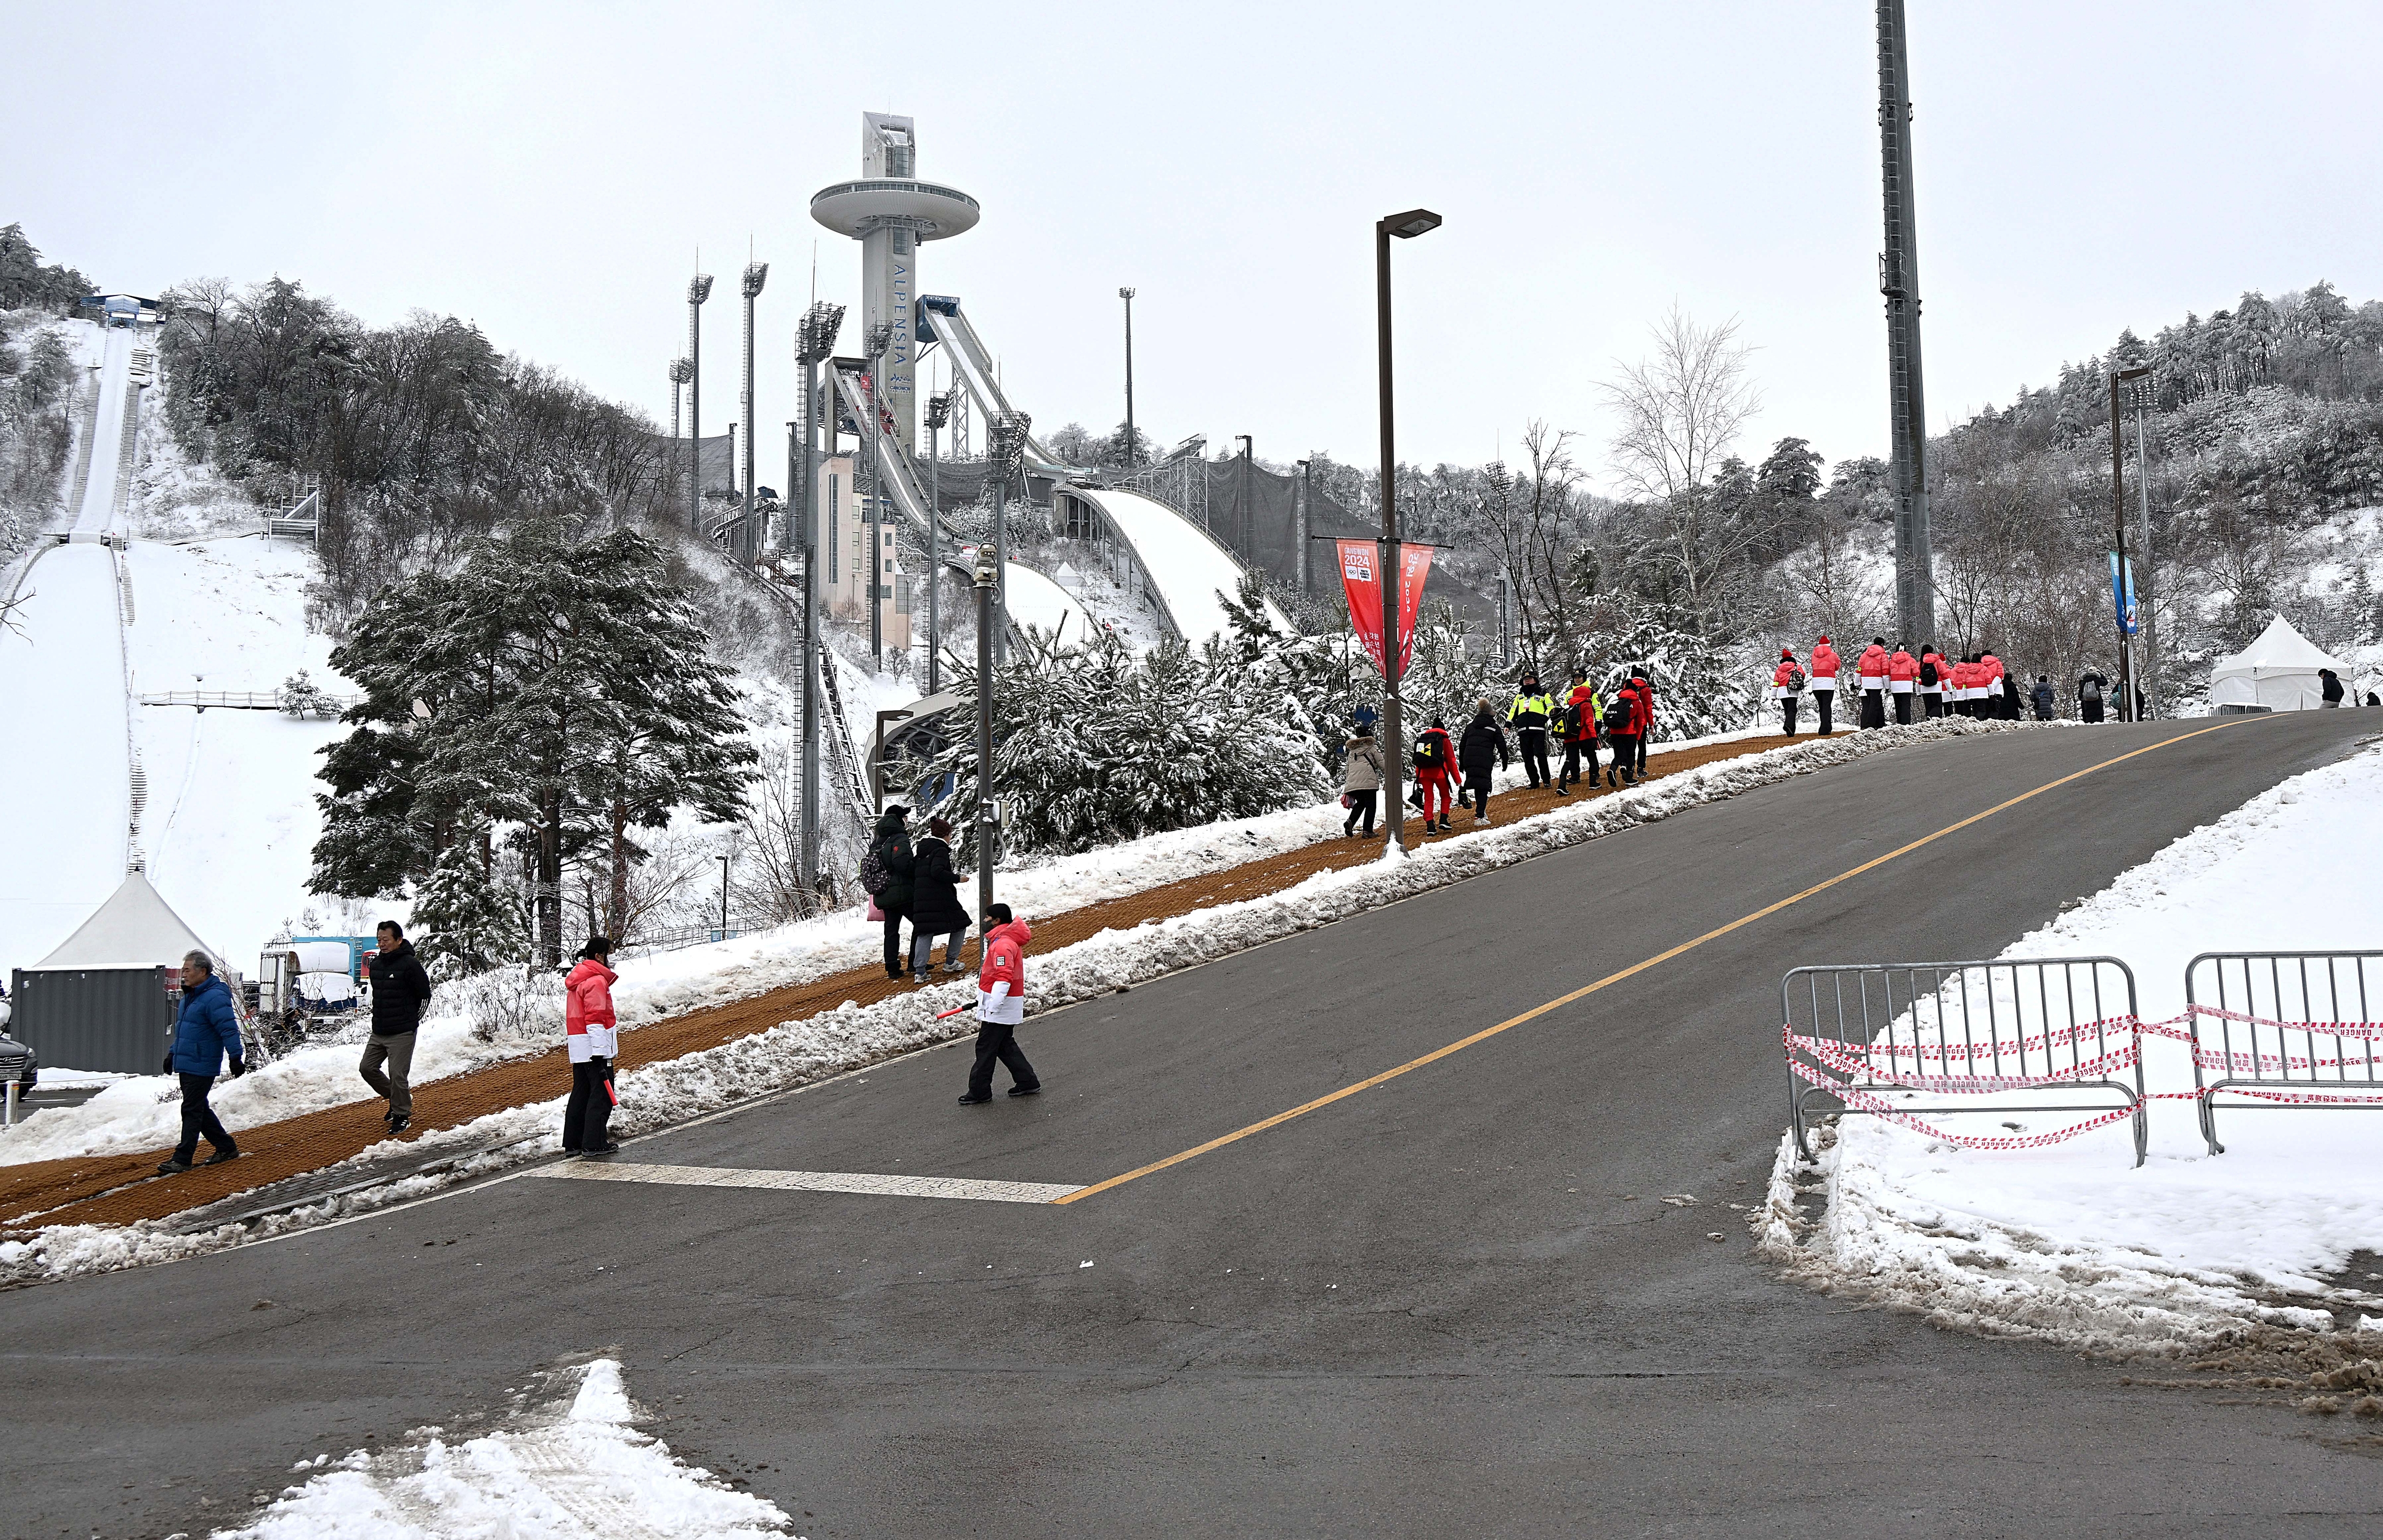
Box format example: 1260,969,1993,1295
158,950,247,1175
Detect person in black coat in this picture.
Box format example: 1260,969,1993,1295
359,920,433,1134
2320,668,2344,708
2030,675,2056,720
2077,670,2109,723
1456,699,1509,825
867,805,916,979
906,816,973,979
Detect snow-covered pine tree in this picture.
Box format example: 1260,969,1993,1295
411,836,529,979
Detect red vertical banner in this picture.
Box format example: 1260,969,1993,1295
1336,539,1388,673
1395,544,1433,677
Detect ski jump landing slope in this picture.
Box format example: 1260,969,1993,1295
0,323,138,974
1074,487,1289,648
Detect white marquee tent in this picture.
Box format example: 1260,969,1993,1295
2207,615,2346,712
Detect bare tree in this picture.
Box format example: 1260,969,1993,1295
1479,422,1585,669
1599,306,1768,633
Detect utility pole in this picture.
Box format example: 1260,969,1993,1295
865,322,895,670
1376,207,1442,855
687,273,712,534
1876,0,1934,645
741,261,767,563
926,388,952,695
2110,364,2151,721
1296,458,1312,594
795,300,844,902
1119,286,1137,466
2141,412,2161,720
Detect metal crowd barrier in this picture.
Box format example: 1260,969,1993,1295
2185,950,2383,1155
1784,957,2146,1165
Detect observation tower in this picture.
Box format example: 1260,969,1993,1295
810,113,979,456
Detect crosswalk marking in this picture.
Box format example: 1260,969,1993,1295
541,1161,1084,1205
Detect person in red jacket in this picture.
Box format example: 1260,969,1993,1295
1918,645,1948,718
1628,670,1656,776
1413,717,1458,832
562,937,620,1156
1772,648,1806,735
1856,637,1890,730
1979,650,2008,720
1953,655,1980,717
1603,677,1642,788
1887,644,1918,725
1808,634,1841,735
1558,669,1600,793
959,905,1039,1104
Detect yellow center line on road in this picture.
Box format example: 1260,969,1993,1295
1051,716,2264,1205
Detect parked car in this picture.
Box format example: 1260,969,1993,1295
0,1029,38,1094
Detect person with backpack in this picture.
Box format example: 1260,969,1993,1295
1808,634,1841,735
906,816,973,978
2077,669,2108,723
1856,637,1890,730
1558,668,1599,792
1507,673,1555,791
1457,699,1509,824
1628,668,1656,776
2031,674,2057,720
1603,677,1644,788
561,937,620,1157
1772,648,1806,735
1887,644,1918,724
1342,726,1385,838
1413,717,1458,832
863,805,916,980
1918,646,1948,717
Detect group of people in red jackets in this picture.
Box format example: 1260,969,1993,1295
1769,634,2023,735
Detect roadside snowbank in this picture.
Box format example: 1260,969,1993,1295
213,1358,794,1539
1759,744,2383,1354
0,717,2024,1283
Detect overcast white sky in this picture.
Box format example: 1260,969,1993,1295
7,1,2378,488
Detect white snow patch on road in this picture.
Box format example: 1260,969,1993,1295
212,1358,795,1539
1760,743,2383,1353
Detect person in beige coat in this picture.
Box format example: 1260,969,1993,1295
1342,732,1385,837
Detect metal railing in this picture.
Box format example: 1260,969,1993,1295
1784,956,2145,1165
2185,950,2383,1154
614,920,768,959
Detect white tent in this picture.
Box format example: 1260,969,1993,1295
29,870,218,972
2207,615,2345,713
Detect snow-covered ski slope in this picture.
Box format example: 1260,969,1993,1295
1001,561,1096,643
1,321,141,974
1077,486,1290,646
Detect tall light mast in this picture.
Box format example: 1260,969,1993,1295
1877,0,1934,643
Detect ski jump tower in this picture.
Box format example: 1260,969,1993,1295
809,113,981,456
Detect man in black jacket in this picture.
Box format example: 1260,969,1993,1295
1457,701,1509,825
360,921,433,1134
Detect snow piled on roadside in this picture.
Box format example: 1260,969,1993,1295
210,1359,794,1539
2,718,2021,1283
1757,744,2383,1355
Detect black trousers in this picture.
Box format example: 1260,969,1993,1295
1343,788,1377,835
1605,735,1638,783
1780,699,1799,734
1517,729,1551,787
174,1072,234,1162
1463,771,1492,816
1861,689,1886,729
967,1021,1038,1100
1814,690,1834,734
1560,738,1593,784
881,901,911,975
1893,689,1913,725
1635,733,1649,774
2081,698,2104,723
1923,692,1943,718
564,1057,614,1151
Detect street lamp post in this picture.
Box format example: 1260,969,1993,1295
2109,363,2152,722
1234,434,1253,559
2134,383,2158,719
973,548,998,942
990,412,1029,666
687,274,713,534
1119,286,1137,466
1376,207,1441,854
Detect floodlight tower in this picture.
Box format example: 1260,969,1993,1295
810,113,981,458
687,273,713,532
741,260,768,561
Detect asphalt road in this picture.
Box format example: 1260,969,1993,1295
6,713,2380,1538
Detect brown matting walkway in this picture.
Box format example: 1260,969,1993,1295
0,731,1833,1234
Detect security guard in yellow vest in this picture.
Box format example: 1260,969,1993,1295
1507,673,1556,789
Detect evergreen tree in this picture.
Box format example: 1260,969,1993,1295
412,836,528,979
